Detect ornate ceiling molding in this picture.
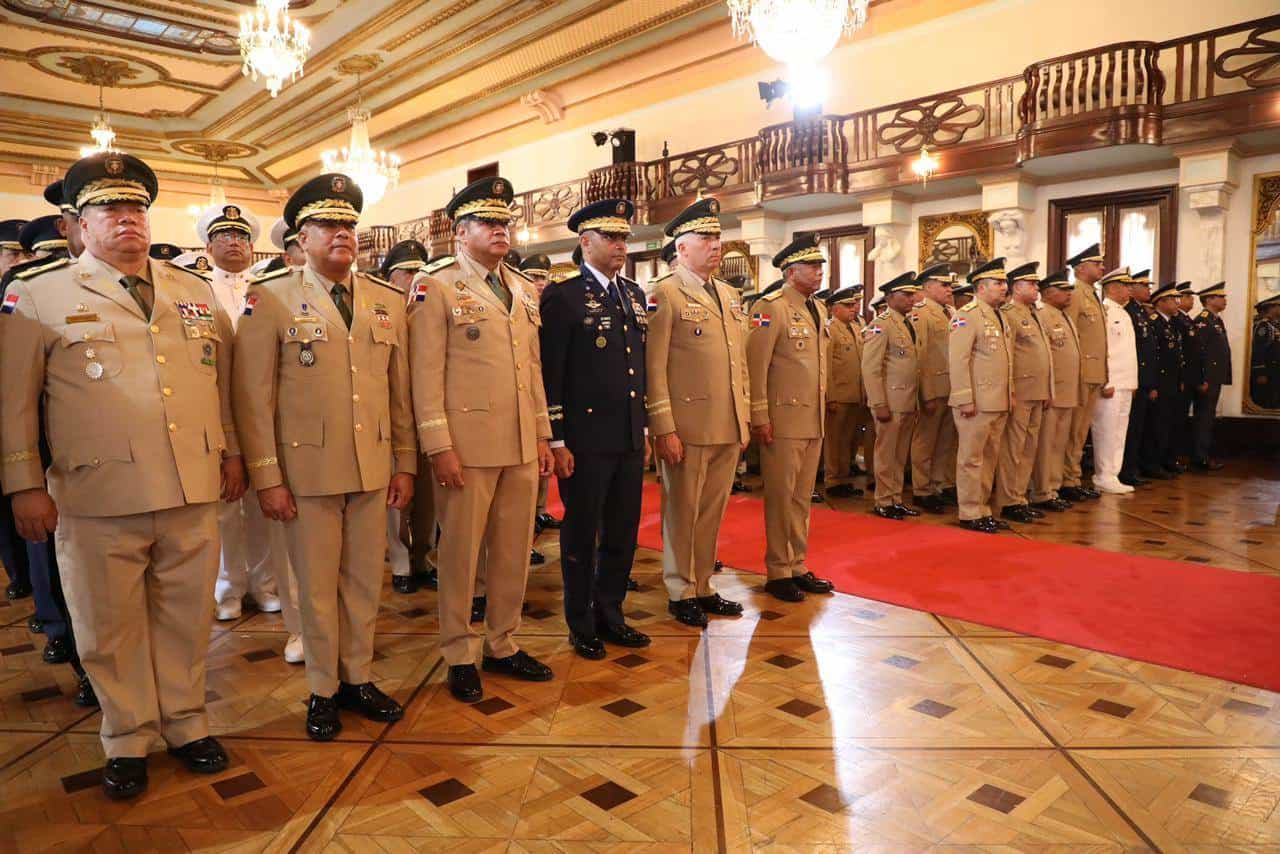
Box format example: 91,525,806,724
2,0,240,55
169,139,258,160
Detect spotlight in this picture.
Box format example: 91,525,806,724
590,129,636,163
786,63,828,113
758,78,789,108
591,131,609,146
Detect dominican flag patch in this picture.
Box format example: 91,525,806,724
750,313,771,328
862,325,883,340
646,294,659,312
413,282,428,302
950,316,967,330
242,293,258,316
1,293,19,314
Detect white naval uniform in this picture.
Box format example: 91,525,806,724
1090,296,1138,488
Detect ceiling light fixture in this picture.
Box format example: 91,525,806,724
912,145,939,184
238,0,310,98
727,0,868,66
321,72,400,207
79,83,117,157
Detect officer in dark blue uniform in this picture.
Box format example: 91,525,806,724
1144,281,1185,478
1190,282,1233,469
539,198,651,660
1120,270,1163,486
1167,281,1201,466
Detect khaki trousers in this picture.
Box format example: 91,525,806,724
760,437,822,580
408,456,438,575
937,417,958,490
536,476,550,515
1062,382,1103,488
910,400,953,497
285,489,386,696
953,409,1009,520
436,461,538,665
995,400,1045,509
823,403,859,486
873,411,917,506
56,502,218,758
660,442,738,601
1030,405,1075,502
854,405,875,472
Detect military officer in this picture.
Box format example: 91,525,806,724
233,173,416,738
1252,294,1280,409
1146,281,1186,478
952,279,975,311
948,258,1014,533
519,255,562,544
539,199,651,658
409,177,555,702
0,218,30,278
646,198,750,627
861,271,923,520
1090,268,1138,493
0,214,67,293
1028,270,1082,509
907,264,956,513
1190,282,1232,470
270,217,305,268
0,217,34,601
994,262,1053,523
1060,244,1107,501
1,152,241,798
823,286,866,499
746,235,836,602
1167,281,1201,466
1120,269,1163,486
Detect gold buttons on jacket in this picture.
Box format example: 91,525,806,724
150,325,160,334
162,387,173,396
354,423,363,432
352,394,360,402
168,422,177,432
156,355,167,364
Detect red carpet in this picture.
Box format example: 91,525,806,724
546,480,1280,692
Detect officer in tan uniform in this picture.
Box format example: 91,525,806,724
823,285,865,499
646,199,750,627
1,153,241,799
908,264,956,513
747,235,836,602
861,271,923,519
233,174,416,740
1029,270,1082,509
409,177,555,703
948,257,1014,533
1060,243,1107,501
994,262,1053,523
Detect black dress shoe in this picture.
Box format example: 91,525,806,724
483,650,554,682
336,681,404,721
1118,473,1145,487
912,494,946,514
1191,459,1224,471
764,578,805,602
470,596,487,624
991,516,1011,530
535,512,562,531
1000,505,1036,523
1024,505,1046,518
306,694,342,741
1078,486,1100,499
1058,486,1087,502
793,572,834,594
1164,462,1187,475
959,518,999,534
5,580,31,600
891,503,921,517
419,568,439,590
27,615,43,634
731,479,753,494
1031,498,1071,513
448,664,483,703
871,505,905,520
599,623,651,647
75,674,98,707
102,757,147,800
530,548,546,566
569,631,606,660
713,559,724,573
43,636,72,664
1140,468,1171,480
696,592,744,616
392,575,416,594
626,577,639,591
667,598,708,627
939,487,959,506
825,483,863,498
168,736,229,774
810,491,825,503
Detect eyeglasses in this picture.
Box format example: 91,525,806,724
212,231,250,244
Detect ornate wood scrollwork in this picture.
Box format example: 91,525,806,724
529,184,579,225
917,210,991,268
669,148,740,193
877,95,985,153
1253,174,1280,235
1215,24,1280,88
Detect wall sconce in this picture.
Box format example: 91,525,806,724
912,146,939,184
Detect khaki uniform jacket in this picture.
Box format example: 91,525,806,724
948,300,1014,411
909,297,952,401
1040,303,1082,408
645,265,750,445
1002,301,1052,402
1,253,238,516
745,285,827,439
408,252,551,467
861,307,919,413
1065,280,1108,384
826,316,864,404
233,264,416,496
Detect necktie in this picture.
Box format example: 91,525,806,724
703,280,721,311
330,283,353,329
905,315,917,343
487,271,512,311
607,279,629,320
120,275,152,317
805,297,820,329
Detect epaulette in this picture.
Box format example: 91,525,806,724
1197,309,1211,320
422,255,455,275
505,262,532,282
13,256,69,280
960,301,978,312
619,273,638,286
876,309,890,320
249,265,294,285
761,289,784,302
363,271,404,294
998,302,1014,312
650,272,674,285
169,261,211,281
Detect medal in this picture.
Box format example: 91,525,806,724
595,336,607,349
796,340,805,350
85,361,103,380
299,344,315,367
694,327,702,337
466,326,481,341
84,347,96,360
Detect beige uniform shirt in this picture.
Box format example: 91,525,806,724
1065,280,1108,384
910,297,952,401
948,300,1014,411
232,264,417,496
826,316,864,404
645,266,750,445
745,285,827,439
408,252,551,467
1,253,238,516
1040,303,1083,408
1002,301,1053,402
861,307,920,413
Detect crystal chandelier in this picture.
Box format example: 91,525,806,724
80,84,117,157
239,0,310,97
727,0,869,67
321,77,400,207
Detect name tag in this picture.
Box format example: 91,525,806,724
64,313,99,324
680,306,708,322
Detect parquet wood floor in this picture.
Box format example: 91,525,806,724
0,459,1276,851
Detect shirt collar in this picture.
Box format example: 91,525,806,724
306,262,351,292
83,250,151,285
582,260,614,290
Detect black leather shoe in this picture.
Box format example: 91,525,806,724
168,736,229,774
810,491,825,503
483,650,554,682
939,487,959,506
75,674,98,707
392,575,416,594
826,484,863,498
1031,498,1071,513
1191,459,1224,471
871,505,905,520
1078,486,1101,499
713,559,724,573
1000,505,1036,523
43,636,72,664
1118,473,1148,486
667,598,708,627
793,572,834,594
306,694,342,741
912,494,946,514
764,578,805,602
1058,486,1088,502
5,580,31,600
991,516,1012,530
569,631,606,660
419,568,439,590
1024,505,1046,518
959,518,999,534
626,577,639,591
102,757,147,800
27,615,43,634
470,596,486,624
599,623,651,647
891,503,921,517
336,682,404,722
530,549,546,566
535,512,561,531
697,592,744,616
447,664,482,702
1164,462,1186,475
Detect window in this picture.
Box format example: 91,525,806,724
467,163,500,184
1049,186,1177,282
797,226,874,294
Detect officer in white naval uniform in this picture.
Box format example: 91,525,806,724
1090,268,1139,494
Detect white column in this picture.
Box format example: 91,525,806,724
979,174,1036,268
860,193,911,285
736,210,789,292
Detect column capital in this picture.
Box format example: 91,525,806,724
978,172,1036,212
858,192,911,227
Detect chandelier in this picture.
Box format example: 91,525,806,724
727,0,869,67
80,83,117,157
321,76,400,207
238,0,310,97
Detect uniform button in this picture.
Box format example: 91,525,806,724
516,362,522,370
355,423,363,432
156,355,167,364
519,383,525,390
149,325,160,334
347,335,354,343
630,390,637,398
162,387,173,396
626,347,632,354
352,394,360,402
168,422,177,432
83,331,92,340
351,366,357,373
628,368,635,375
92,458,100,466
512,340,519,348
291,441,299,448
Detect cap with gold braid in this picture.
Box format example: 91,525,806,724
1066,243,1104,267
1098,266,1131,287
664,198,721,238
269,217,298,252
446,176,515,223
379,239,429,278
520,253,551,276
18,216,66,254
1196,281,1227,298
43,180,73,214
149,243,183,261
1128,268,1152,286
63,152,158,211
772,233,825,270
826,285,863,306
879,270,920,295
284,173,363,230
196,203,260,244
1176,281,1194,295
0,219,27,251
1005,261,1041,286
968,256,1007,284
567,198,634,235
1256,293,1280,311
1040,268,1074,290
1151,280,1180,301
915,263,954,286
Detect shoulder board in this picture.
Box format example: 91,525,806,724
650,272,674,285
1197,310,1210,319
960,301,977,312
998,302,1014,312
167,261,211,281
422,255,456,275
761,289,784,302
504,262,532,282
362,271,404,294
876,309,890,320
618,274,638,287
13,256,69,280
249,265,293,285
